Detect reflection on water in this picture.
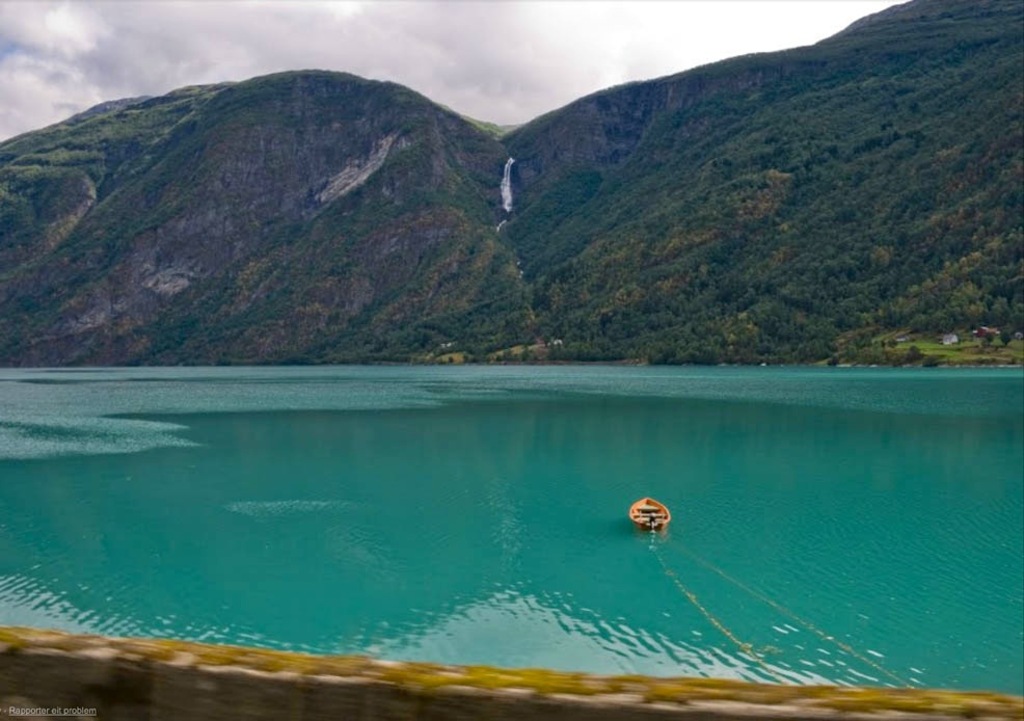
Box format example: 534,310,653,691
0,367,1020,693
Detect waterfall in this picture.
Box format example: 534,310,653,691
500,157,515,213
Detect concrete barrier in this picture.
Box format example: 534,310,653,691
1,627,1021,720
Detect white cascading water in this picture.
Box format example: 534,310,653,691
500,157,515,213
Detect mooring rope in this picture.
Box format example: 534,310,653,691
650,542,786,683
670,542,912,687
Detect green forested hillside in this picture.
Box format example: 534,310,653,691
0,0,1020,366
503,0,1023,364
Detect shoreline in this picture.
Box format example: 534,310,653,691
1,360,1022,370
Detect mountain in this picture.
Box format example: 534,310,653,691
501,0,1023,363
0,74,530,364
0,0,1021,366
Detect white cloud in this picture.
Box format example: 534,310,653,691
0,0,906,142
42,4,105,55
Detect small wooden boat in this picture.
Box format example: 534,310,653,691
629,497,671,531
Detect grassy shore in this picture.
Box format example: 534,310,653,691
864,332,1024,367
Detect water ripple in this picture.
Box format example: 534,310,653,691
224,500,350,517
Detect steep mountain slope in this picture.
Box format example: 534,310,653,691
0,0,1021,366
503,0,1023,363
0,72,528,364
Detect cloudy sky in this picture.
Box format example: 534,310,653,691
0,0,905,142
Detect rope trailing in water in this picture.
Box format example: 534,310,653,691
650,544,786,683
671,543,912,687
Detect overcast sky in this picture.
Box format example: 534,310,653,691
0,0,906,142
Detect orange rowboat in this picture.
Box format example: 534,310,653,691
629,497,671,531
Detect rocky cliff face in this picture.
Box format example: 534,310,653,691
0,0,1021,366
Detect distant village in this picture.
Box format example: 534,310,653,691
927,327,1023,346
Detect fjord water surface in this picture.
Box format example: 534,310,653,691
0,366,1021,692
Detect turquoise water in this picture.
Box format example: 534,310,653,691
0,366,1021,693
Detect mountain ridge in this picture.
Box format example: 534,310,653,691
0,0,1021,366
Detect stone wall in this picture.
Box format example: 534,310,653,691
1,627,1021,721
